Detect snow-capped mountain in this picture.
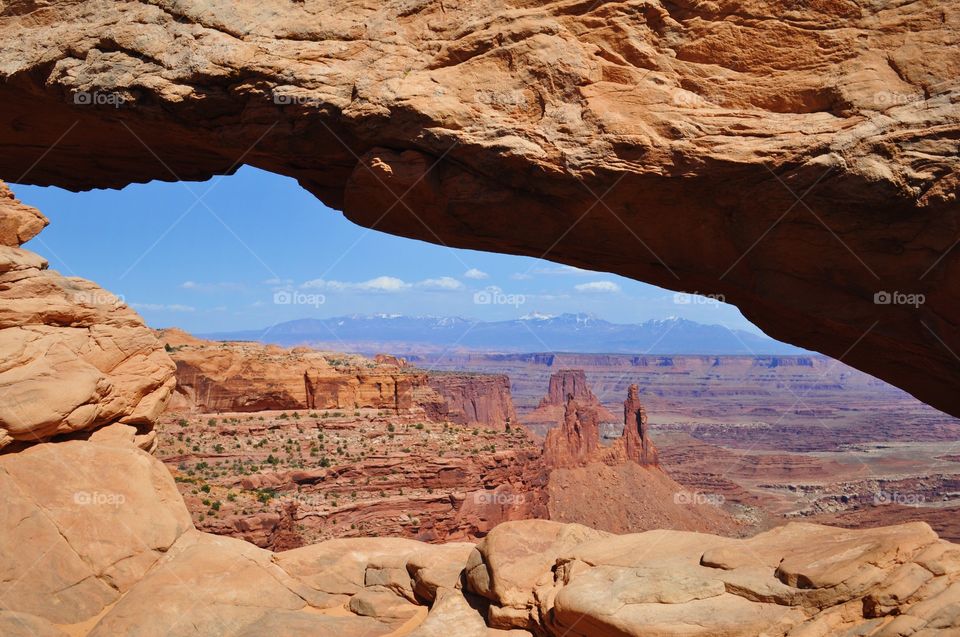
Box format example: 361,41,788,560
202,313,807,355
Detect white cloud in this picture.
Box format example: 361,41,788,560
574,281,621,294
180,281,244,292
510,272,533,280
359,276,411,292
418,276,464,290
301,276,411,293
130,303,196,312
464,268,489,280
264,277,293,287
301,275,466,293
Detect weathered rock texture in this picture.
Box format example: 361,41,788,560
539,384,726,535
0,0,958,415
468,519,960,636
3,440,958,636
624,383,658,466
524,370,617,433
0,183,175,449
162,329,426,413
163,329,520,426
424,373,517,430
543,383,658,469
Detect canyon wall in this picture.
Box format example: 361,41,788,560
425,373,517,430
165,329,424,413
164,330,525,430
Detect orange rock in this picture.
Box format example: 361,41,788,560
0,182,175,449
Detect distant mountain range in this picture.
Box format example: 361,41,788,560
201,313,808,355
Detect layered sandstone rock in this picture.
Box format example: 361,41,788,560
163,330,521,425
524,370,617,434
162,329,426,413
623,383,658,466
423,373,517,430
0,183,175,449
542,395,602,469
469,519,960,636
543,383,658,469
0,181,46,247
159,407,550,547
0,1,958,416
541,384,732,535
2,439,958,636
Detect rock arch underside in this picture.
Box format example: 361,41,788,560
0,0,958,416
4,3,960,636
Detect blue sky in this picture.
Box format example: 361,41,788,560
12,166,761,334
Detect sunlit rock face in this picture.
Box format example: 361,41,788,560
0,181,175,450
0,0,958,415
3,440,959,636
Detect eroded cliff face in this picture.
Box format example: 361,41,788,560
543,382,659,469
524,369,618,435
425,373,517,430
0,182,175,450
162,329,523,424
0,0,958,415
163,329,428,413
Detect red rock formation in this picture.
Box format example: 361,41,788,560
162,330,428,414
524,370,617,433
373,353,407,367
424,374,517,430
268,501,305,552
622,384,658,466
2,2,958,417
544,384,659,470
542,396,601,469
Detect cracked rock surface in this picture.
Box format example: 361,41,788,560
1,441,959,636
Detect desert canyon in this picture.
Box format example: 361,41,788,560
2,0,960,635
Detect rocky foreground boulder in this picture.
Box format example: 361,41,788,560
0,0,957,416
2,439,958,636
0,182,175,449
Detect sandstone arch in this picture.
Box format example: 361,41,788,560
0,0,957,414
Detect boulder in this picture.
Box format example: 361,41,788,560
0,441,193,624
